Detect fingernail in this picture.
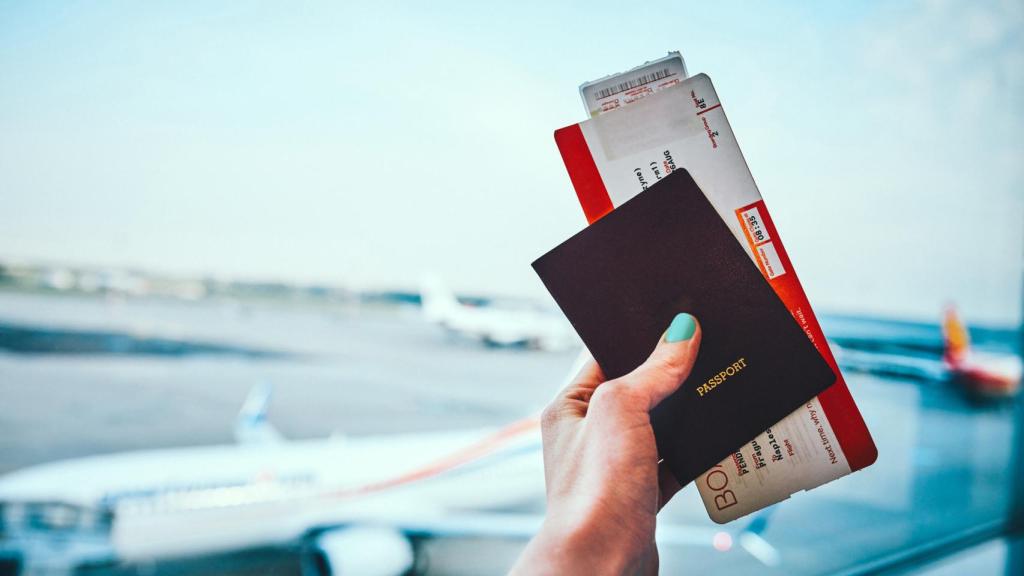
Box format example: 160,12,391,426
665,313,696,343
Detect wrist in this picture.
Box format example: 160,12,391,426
528,507,653,575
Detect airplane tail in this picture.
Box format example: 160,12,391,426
234,382,283,444
941,305,971,365
420,274,461,324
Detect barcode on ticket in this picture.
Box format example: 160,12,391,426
580,51,688,117
592,68,673,100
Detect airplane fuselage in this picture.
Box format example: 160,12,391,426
0,420,544,565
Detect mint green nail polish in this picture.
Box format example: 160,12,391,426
666,313,696,342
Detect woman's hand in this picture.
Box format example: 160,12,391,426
511,313,701,576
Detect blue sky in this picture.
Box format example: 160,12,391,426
1,1,1021,325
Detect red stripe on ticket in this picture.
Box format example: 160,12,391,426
735,201,876,471
554,125,614,223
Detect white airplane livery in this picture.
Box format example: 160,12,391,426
419,276,578,351
0,362,731,576
0,382,545,576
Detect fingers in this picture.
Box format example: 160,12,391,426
542,351,605,428
625,313,702,411
568,354,604,394
543,312,700,426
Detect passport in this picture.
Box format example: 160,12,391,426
532,168,837,485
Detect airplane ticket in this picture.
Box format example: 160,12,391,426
554,72,876,523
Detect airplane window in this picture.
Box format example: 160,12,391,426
0,2,1021,575
42,504,79,532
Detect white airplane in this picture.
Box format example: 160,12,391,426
419,276,578,351
0,362,731,576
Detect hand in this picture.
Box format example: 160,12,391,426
511,313,702,576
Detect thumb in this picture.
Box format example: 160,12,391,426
624,313,702,411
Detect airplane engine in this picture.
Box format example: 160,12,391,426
303,526,415,576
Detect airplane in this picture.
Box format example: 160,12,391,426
419,275,578,351
941,306,1022,398
826,340,947,383
0,358,735,576
825,307,1022,397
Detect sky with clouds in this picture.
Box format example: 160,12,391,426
1,0,1021,325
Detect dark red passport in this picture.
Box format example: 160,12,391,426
532,169,836,485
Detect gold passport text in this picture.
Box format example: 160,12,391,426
696,358,748,397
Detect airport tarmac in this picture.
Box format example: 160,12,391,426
0,292,1019,575
0,292,571,474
